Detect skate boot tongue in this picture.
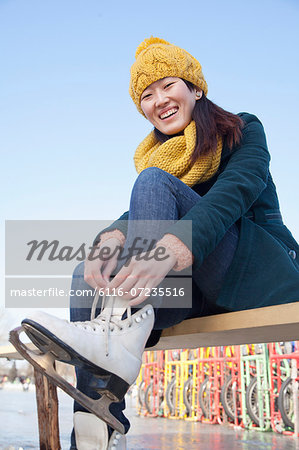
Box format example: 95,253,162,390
91,291,132,357
97,294,129,321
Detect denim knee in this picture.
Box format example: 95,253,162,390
135,167,170,186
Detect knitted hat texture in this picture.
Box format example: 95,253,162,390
129,37,208,116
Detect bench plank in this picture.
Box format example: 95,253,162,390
151,302,299,350
0,342,36,360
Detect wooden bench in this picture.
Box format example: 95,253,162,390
152,302,299,349
3,301,299,449
0,342,36,360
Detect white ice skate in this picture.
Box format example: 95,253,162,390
74,411,127,449
9,291,154,434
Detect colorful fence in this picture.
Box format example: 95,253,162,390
136,342,299,435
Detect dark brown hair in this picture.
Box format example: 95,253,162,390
154,79,244,164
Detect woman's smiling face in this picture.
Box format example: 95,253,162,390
140,77,197,135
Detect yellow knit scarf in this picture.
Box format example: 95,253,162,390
134,121,222,187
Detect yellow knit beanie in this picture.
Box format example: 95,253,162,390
129,36,208,116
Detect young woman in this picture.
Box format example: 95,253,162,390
21,37,299,449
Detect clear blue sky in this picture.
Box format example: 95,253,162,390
1,0,298,335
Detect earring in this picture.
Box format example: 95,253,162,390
196,91,202,98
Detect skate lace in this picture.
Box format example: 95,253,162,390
73,289,132,357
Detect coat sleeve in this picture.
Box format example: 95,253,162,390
93,211,129,246
163,114,271,271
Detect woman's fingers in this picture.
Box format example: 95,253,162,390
101,257,118,283
84,238,122,289
105,249,177,303
108,263,131,289
92,268,108,289
84,265,107,289
84,253,108,289
83,270,98,289
112,275,140,299
108,252,169,291
128,281,155,306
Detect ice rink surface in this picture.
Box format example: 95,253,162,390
0,386,298,449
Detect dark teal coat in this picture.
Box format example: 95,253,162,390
97,113,299,311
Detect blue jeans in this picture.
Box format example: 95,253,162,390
70,168,238,447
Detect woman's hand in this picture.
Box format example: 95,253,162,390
84,238,122,289
107,247,177,306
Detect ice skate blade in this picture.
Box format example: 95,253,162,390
21,319,129,400
9,326,126,435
